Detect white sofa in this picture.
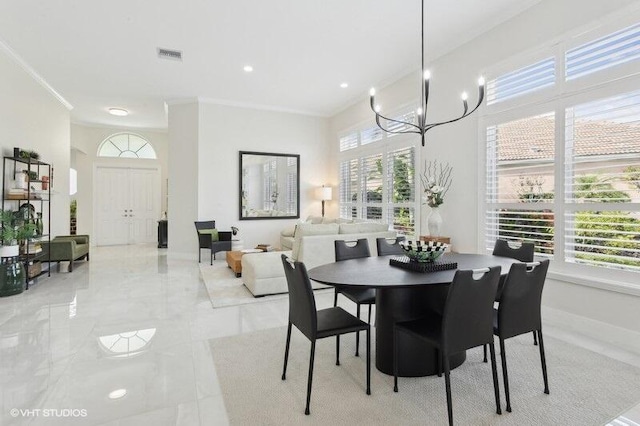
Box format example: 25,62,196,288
242,221,396,296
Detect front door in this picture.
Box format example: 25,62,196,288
95,166,160,246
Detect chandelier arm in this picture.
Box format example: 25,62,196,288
423,90,484,130
373,109,422,132
375,113,421,135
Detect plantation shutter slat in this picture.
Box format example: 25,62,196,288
487,57,555,105
566,22,640,80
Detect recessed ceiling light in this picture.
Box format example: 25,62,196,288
243,65,253,72
108,108,129,117
108,389,127,399
340,83,349,88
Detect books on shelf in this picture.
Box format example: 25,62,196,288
255,244,274,252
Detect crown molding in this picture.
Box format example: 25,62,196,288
0,37,73,111
164,96,328,117
70,119,168,133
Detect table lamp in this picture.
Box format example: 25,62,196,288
317,185,332,217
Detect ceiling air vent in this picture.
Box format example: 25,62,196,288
157,48,182,61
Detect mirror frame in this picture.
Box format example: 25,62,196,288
239,151,300,221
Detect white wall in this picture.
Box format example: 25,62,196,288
0,44,70,237
70,124,169,240
167,100,330,256
329,0,640,334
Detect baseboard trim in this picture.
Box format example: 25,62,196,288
543,306,640,357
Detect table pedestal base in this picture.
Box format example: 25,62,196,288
375,286,466,376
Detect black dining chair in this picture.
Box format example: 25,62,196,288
194,221,232,265
486,238,538,361
334,239,375,357
393,267,503,426
376,236,406,256
493,260,550,412
280,254,371,415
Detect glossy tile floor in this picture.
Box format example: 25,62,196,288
0,243,638,425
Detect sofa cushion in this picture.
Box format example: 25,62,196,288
292,223,340,258
306,215,324,224
198,228,219,241
339,222,389,234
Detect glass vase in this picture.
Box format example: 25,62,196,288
427,206,443,236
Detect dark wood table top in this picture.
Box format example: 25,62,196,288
307,253,519,289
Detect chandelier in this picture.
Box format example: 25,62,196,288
369,0,485,147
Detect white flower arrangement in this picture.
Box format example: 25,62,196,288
420,160,453,208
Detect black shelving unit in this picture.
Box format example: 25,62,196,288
2,156,52,289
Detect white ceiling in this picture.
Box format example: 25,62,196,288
0,0,541,129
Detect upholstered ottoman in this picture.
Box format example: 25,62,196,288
241,251,330,297
241,251,291,296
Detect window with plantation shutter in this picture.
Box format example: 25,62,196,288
387,147,415,233
339,132,358,152
339,159,359,219
361,127,383,146
485,113,556,255
362,153,383,220
564,91,640,270
486,57,555,105
566,22,640,81
484,17,640,279
337,123,418,235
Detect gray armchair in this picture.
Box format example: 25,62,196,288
194,221,232,265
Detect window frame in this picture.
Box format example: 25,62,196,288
337,107,421,236
479,14,640,290
97,132,157,160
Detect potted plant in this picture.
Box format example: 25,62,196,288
0,210,35,297
0,210,36,257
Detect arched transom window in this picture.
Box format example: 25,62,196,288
98,133,157,159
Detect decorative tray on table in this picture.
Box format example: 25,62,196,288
389,256,458,273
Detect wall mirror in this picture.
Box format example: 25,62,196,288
239,151,300,220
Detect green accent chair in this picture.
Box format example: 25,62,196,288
194,221,232,265
41,235,90,272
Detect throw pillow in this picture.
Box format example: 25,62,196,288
198,228,219,241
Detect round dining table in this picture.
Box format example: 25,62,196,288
307,253,518,377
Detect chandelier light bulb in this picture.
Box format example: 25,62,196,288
461,92,468,101
374,105,381,113
417,107,423,115
369,88,376,96
478,76,485,86
423,70,431,80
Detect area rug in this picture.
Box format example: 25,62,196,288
199,260,331,308
209,327,640,425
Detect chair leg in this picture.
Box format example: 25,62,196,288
333,288,338,307
336,334,340,366
393,327,399,392
198,248,201,263
367,304,372,325
355,304,361,357
499,337,512,412
282,322,292,380
443,354,454,426
437,349,442,378
305,340,316,415
483,344,488,363
366,327,371,395
533,331,538,346
538,330,550,395
489,341,502,415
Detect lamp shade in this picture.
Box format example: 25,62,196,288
317,186,332,201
